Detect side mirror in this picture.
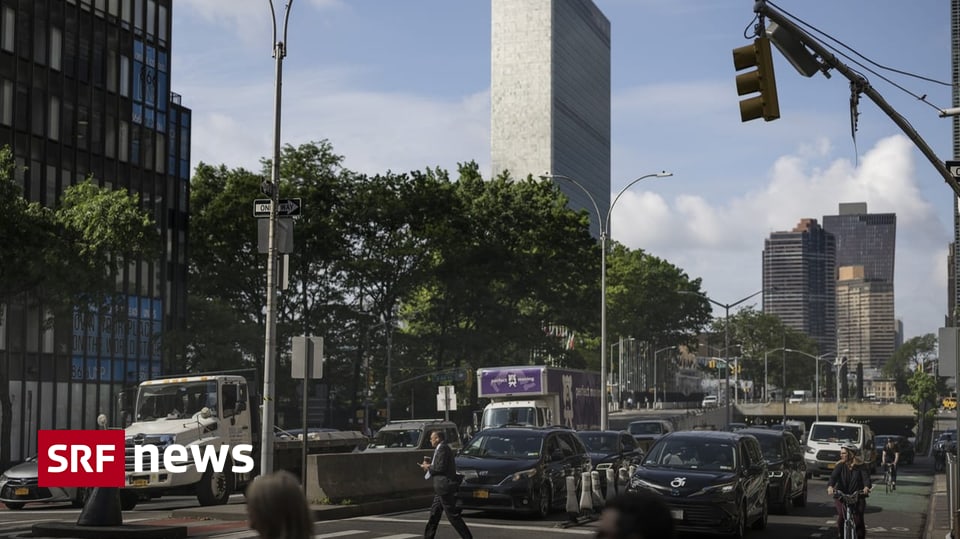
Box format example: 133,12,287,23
235,400,246,413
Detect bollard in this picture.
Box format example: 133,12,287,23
590,470,603,510
628,464,636,477
76,487,122,526
605,468,616,498
579,471,593,513
565,475,579,520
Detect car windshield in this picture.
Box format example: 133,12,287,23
629,422,662,435
460,433,542,458
370,429,422,449
579,433,618,453
755,436,783,461
644,439,736,471
809,425,861,444
136,381,217,421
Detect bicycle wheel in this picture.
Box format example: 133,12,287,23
845,508,857,539
884,469,891,494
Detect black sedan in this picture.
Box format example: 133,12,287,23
741,428,807,513
455,427,590,518
629,430,768,537
576,430,644,489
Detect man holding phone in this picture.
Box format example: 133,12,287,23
420,430,472,539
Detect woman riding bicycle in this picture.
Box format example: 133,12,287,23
827,443,872,539
881,438,899,490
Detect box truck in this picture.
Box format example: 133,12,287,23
476,366,601,430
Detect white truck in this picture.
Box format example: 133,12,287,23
788,389,813,403
117,371,364,509
475,366,601,431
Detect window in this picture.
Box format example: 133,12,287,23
50,27,62,71
120,55,129,96
222,384,237,418
0,80,11,126
48,96,59,141
1,7,14,53
118,120,128,161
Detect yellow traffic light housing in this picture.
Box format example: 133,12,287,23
733,36,780,122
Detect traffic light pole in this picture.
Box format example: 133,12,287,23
753,1,960,199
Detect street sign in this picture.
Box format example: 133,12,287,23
947,160,960,178
253,198,302,218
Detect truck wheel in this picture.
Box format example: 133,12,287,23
197,467,233,506
120,490,138,511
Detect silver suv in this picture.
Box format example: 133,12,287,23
366,419,462,451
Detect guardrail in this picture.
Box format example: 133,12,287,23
949,453,958,538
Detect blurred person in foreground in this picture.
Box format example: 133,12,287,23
246,470,314,539
595,492,674,539
420,429,472,539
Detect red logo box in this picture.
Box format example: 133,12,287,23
38,430,125,487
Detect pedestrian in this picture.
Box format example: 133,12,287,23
245,470,314,539
826,443,871,539
595,492,674,539
420,429,472,539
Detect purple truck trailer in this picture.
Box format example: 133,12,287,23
476,366,601,431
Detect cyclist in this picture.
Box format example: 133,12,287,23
881,438,900,490
827,443,872,539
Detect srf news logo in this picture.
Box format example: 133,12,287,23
38,430,254,487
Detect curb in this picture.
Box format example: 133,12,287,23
169,494,436,522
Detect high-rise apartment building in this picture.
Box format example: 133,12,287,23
0,0,190,461
822,202,896,370
491,0,610,236
762,218,837,355
836,266,896,372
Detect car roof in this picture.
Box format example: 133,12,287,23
660,430,747,442
475,426,570,436
577,430,628,435
740,427,794,440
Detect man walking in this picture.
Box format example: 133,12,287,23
420,430,472,539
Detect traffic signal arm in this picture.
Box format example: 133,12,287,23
733,37,780,122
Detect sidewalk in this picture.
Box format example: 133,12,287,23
927,468,952,539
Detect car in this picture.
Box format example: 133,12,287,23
874,435,915,466
702,395,719,408
364,419,461,451
0,457,88,510
628,430,768,537
626,419,674,451
740,428,808,514
575,430,644,490
455,426,591,517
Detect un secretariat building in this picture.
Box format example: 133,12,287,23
0,0,191,463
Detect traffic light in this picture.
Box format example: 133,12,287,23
732,36,780,122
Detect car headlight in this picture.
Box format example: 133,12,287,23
0,473,7,483
696,481,737,496
768,471,784,478
505,467,538,483
805,447,816,455
629,477,669,493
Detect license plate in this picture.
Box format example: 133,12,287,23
473,489,489,499
670,509,683,520
827,463,836,470
14,487,29,496
133,479,148,487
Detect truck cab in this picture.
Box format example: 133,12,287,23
479,400,552,430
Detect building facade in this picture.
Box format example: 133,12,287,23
491,0,610,236
762,218,837,356
0,0,190,462
836,266,896,372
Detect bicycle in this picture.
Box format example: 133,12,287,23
882,463,894,493
833,490,861,539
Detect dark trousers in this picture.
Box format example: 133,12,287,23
424,491,472,539
834,497,866,539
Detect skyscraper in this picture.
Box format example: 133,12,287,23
823,202,897,369
762,218,837,355
491,0,610,236
0,0,190,462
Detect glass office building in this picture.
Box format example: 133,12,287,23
0,0,190,462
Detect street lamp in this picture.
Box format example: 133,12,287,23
653,346,678,408
611,337,636,409
681,290,766,428
543,171,673,429
835,355,850,418
782,348,840,421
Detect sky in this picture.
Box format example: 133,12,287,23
171,0,956,341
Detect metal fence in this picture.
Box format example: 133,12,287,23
948,453,957,536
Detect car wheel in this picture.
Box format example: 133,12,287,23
792,477,808,507
533,482,551,518
779,480,791,514
197,467,233,506
4,502,25,510
753,496,768,530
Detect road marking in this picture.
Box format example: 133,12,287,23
315,531,367,539
353,516,594,534
374,535,420,539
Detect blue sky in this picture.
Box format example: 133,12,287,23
172,1,954,341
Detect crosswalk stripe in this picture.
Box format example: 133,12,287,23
314,531,367,539
373,535,419,539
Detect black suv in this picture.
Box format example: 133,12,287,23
740,428,807,513
455,427,590,517
628,430,768,537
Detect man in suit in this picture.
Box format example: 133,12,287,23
420,430,472,539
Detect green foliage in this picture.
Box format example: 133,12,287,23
883,333,938,397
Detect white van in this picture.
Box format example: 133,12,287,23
804,421,876,476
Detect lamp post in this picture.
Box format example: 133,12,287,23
835,355,850,419
543,171,672,429
681,290,765,428
260,0,294,476
653,346,678,408
611,337,636,409
781,349,839,422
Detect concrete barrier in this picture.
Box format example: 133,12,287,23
305,450,435,503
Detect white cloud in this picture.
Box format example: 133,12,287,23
612,134,949,337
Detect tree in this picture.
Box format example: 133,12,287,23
883,333,938,397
